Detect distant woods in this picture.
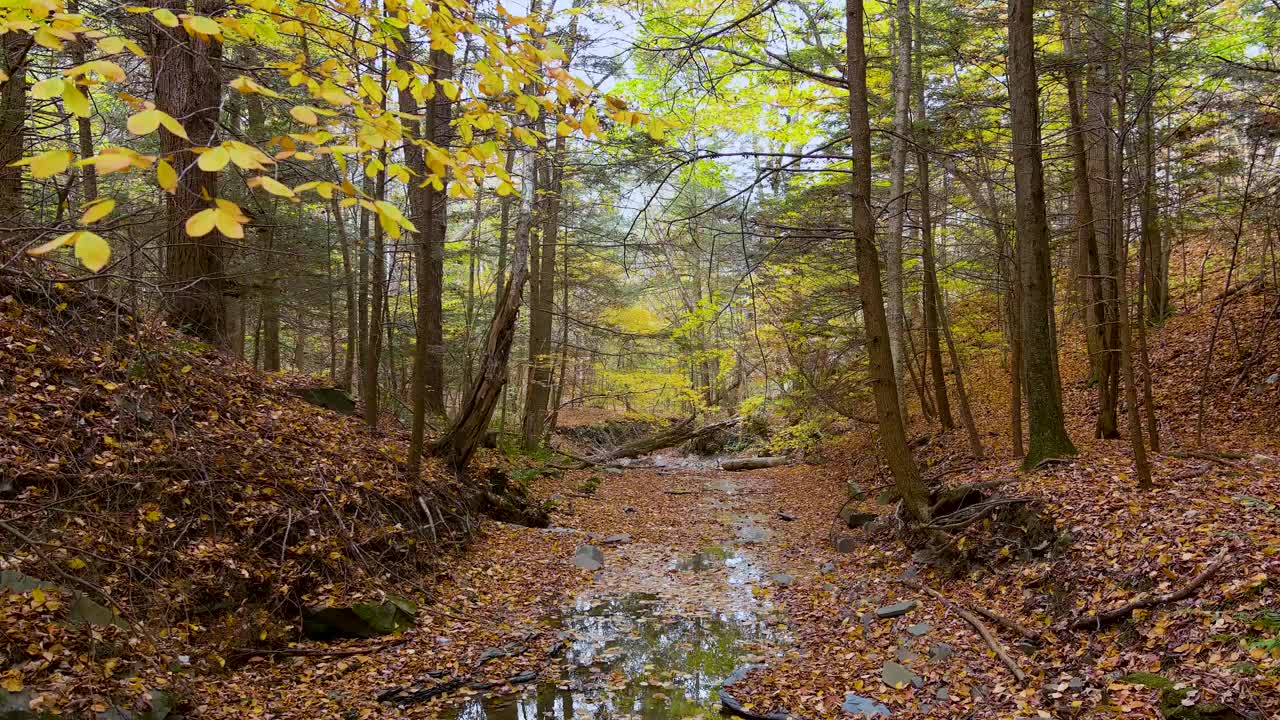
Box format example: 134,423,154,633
3,0,1278,489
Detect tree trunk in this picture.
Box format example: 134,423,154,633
151,0,228,346
435,149,535,470
331,195,357,389
260,225,281,372
0,32,29,238
885,0,913,420
1113,0,1152,489
1063,11,1117,440
1008,0,1077,468
914,17,952,431
1085,0,1121,439
402,33,450,476
848,0,930,523
364,156,387,429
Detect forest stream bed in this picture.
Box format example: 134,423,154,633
440,475,793,720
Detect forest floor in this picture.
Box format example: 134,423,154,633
197,281,1280,719
191,440,1279,720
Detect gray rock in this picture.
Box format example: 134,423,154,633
600,533,632,545
848,481,867,501
720,690,789,720
736,524,768,543
843,510,878,529
1251,454,1277,467
770,573,795,587
723,663,764,687
935,687,950,701
303,596,417,640
894,644,917,662
841,693,890,717
881,661,919,689
906,622,931,637
605,467,624,475
1068,677,1084,690
777,510,796,522
0,571,126,629
971,684,989,701
860,611,878,625
0,689,36,720
572,544,604,571
290,386,355,415
508,670,537,684
835,537,859,553
928,643,953,662
1266,373,1278,385
875,600,917,619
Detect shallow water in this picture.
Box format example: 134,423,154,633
446,582,776,719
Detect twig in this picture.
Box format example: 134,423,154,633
232,639,405,659
964,602,1042,644
902,579,1028,684
1069,548,1230,630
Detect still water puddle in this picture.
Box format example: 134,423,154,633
445,588,779,719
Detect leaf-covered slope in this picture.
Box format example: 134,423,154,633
0,278,469,715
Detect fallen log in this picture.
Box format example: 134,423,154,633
1070,547,1229,630
720,456,790,471
582,416,741,465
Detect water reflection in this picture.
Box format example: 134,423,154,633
445,593,775,720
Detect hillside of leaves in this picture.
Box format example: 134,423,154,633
0,276,478,716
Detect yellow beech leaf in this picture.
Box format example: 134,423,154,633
74,232,111,272
66,60,126,82
197,146,230,172
227,143,270,170
90,151,137,175
249,175,295,198
290,105,318,126
186,208,218,237
79,198,115,225
183,15,222,36
156,160,178,193
26,232,75,257
152,8,180,27
213,207,245,238
31,77,64,99
157,112,189,140
29,149,73,179
127,109,161,136
63,84,90,118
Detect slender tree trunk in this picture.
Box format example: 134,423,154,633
848,0,929,522
521,8,570,448
364,155,387,428
1064,11,1116,439
260,226,281,372
0,32,28,236
914,20,953,430
435,149,535,469
331,196,357,389
151,0,228,346
935,196,984,458
1086,0,1121,439
357,174,371,396
885,0,913,420
1113,2,1152,489
403,30,451,475
1008,0,1077,468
